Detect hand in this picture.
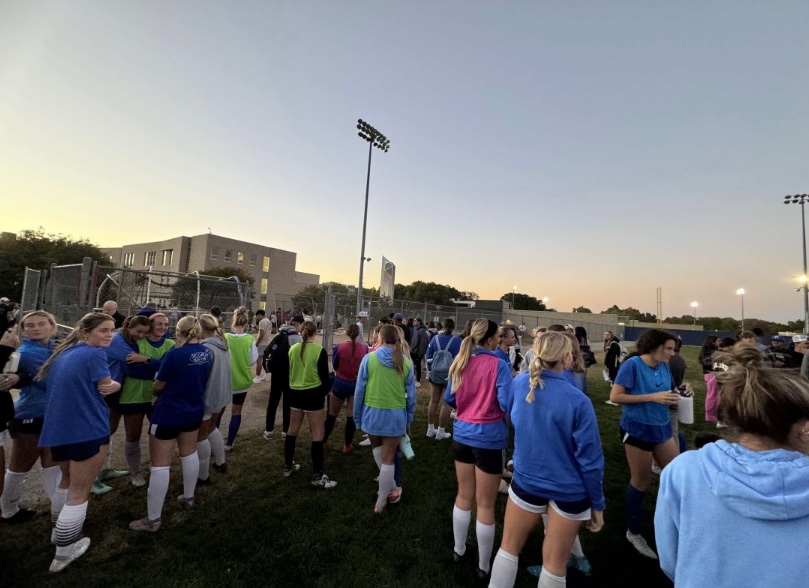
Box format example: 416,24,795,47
585,510,604,533
654,391,680,405
681,383,694,397
126,353,148,364
0,373,20,390
0,328,20,349
98,380,121,396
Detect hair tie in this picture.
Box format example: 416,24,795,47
713,362,729,372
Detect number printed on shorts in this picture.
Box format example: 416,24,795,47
150,423,158,435
22,419,34,425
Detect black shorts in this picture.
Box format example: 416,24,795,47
452,440,503,475
619,427,658,452
149,422,200,441
8,417,44,437
51,436,110,462
288,388,327,412
509,481,592,518
104,391,121,411
232,391,247,406
118,402,153,416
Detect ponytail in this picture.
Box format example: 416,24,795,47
300,321,317,359
448,318,495,391
526,332,571,402
380,325,404,374
37,313,113,382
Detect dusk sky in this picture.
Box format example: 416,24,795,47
2,2,808,323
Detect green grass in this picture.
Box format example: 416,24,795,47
0,347,723,588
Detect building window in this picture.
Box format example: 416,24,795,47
211,247,219,261
250,253,257,266
261,278,268,295
259,301,266,311
123,252,135,266
224,249,232,262
237,251,244,265
161,249,173,266
144,251,156,266
263,256,270,272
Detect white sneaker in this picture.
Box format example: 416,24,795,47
716,422,728,429
131,473,146,487
252,376,263,384
263,430,274,440
626,531,658,559
262,374,271,382
435,429,452,441
498,479,509,494
311,474,337,489
426,427,437,438
359,438,371,447
49,537,91,573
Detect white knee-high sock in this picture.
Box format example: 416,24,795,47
41,465,62,501
54,502,87,553
208,428,226,466
452,505,471,556
180,453,199,500
125,441,141,475
476,520,495,573
1,470,25,518
538,567,566,588
51,487,68,524
146,466,170,522
376,463,395,509
372,446,383,470
196,440,212,481
489,548,519,588
570,535,584,558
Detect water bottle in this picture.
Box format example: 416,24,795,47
399,434,415,460
677,385,694,425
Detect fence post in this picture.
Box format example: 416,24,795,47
38,270,48,310
145,266,153,306
193,271,200,316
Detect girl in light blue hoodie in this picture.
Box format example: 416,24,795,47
655,344,809,588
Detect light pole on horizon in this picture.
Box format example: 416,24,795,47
355,119,390,315
690,301,699,325
784,194,809,333
736,289,746,331
512,285,517,310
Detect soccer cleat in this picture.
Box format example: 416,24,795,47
477,568,490,580
49,537,91,572
130,473,146,488
196,477,212,488
98,468,129,481
568,554,592,576
435,429,452,441
252,376,263,384
263,430,274,440
176,495,195,510
284,463,301,477
426,427,437,438
342,444,354,454
359,438,371,447
626,531,658,559
213,462,227,474
129,517,162,533
311,474,337,489
452,544,469,563
91,480,113,495
2,507,39,525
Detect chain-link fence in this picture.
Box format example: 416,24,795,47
19,268,46,315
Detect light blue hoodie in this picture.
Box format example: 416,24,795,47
655,440,809,588
353,347,417,437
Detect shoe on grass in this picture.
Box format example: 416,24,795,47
130,473,146,487
98,467,129,481
358,438,371,447
196,477,212,488
626,531,658,559
129,517,161,533
49,537,91,573
435,429,452,441
91,480,113,495
426,427,437,438
284,463,301,477
3,507,39,525
568,554,592,575
387,487,402,504
176,495,195,510
342,444,354,454
213,462,227,474
252,376,263,384
311,474,337,489
452,544,469,563
263,430,274,440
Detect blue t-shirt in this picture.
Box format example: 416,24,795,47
615,356,674,439
40,344,111,447
14,338,54,420
493,347,511,367
105,332,137,383
151,343,213,427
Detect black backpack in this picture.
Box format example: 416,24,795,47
263,331,290,374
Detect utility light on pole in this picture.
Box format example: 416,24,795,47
690,301,698,325
784,194,809,333
512,285,517,310
736,288,746,331
355,119,390,315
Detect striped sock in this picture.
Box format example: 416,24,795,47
54,502,88,553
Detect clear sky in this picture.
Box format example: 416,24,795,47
2,2,808,322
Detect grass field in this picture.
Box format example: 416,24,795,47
0,346,725,588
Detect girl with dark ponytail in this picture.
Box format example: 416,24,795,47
325,323,369,452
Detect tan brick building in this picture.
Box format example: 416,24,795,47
102,233,319,311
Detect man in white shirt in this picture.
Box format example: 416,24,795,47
253,310,274,383
357,311,368,344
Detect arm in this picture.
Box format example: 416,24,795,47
610,383,678,406
353,356,370,427
443,378,457,409
152,380,166,396
572,400,606,512
316,348,330,393
331,345,340,371
249,342,259,366
404,361,417,426
425,337,436,364
495,360,514,427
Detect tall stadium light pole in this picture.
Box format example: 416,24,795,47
784,194,809,333
512,285,517,309
356,119,390,315
736,288,745,331
690,301,698,325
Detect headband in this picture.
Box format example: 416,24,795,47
149,313,167,321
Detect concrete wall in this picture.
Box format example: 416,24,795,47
294,271,320,286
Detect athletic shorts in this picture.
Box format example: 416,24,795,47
118,402,153,416
257,343,269,356
619,427,660,452
288,388,327,412
149,422,200,441
508,481,592,521
51,436,110,462
8,417,44,437
104,391,121,410
232,391,247,406
452,440,503,475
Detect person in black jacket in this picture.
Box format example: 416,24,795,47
603,331,622,383
0,327,21,505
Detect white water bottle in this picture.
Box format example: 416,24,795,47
399,434,415,460
677,385,694,425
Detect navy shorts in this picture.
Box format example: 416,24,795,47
620,427,660,452
232,391,247,406
149,422,200,440
509,480,592,519
330,385,355,401
118,402,153,416
8,417,44,437
50,436,110,462
452,440,503,475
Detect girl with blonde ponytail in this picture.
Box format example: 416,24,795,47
490,331,605,587
442,318,512,579
222,306,258,451
130,316,212,533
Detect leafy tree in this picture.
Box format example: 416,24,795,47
500,292,547,311
0,228,111,302
573,306,592,313
394,281,469,305
601,305,656,322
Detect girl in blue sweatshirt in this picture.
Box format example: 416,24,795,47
489,331,605,588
